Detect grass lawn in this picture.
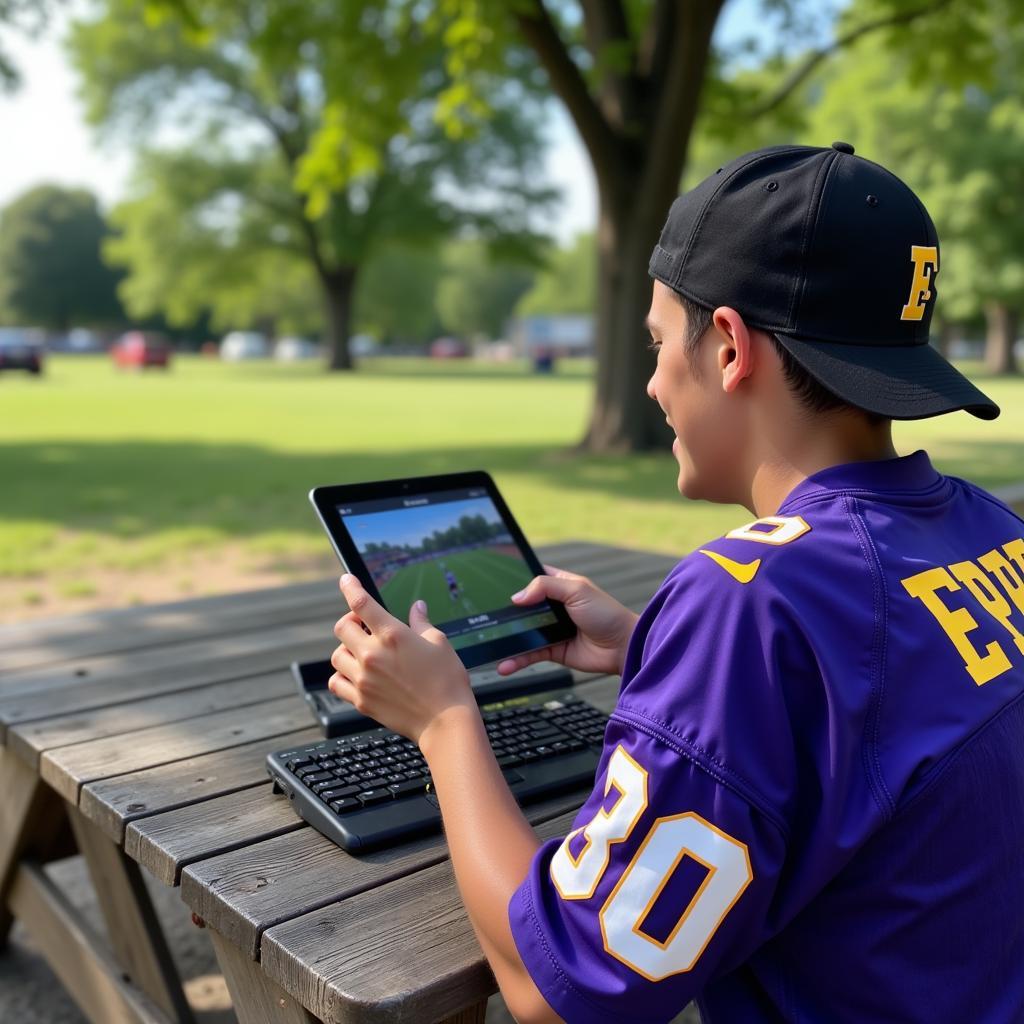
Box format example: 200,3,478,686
2,354,1022,622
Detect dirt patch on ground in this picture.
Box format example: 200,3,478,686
0,543,339,625
4,500,1024,625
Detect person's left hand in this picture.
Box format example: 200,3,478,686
328,574,476,746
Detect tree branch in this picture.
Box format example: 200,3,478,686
579,0,638,130
513,0,621,183
744,0,955,118
637,0,674,81
639,0,725,215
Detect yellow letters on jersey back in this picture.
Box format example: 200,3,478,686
902,537,1024,685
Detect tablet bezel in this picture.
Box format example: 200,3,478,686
309,470,576,670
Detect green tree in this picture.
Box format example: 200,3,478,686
413,0,1011,450
436,238,536,340
353,242,446,345
517,232,595,316
70,0,555,368
0,185,124,332
0,0,53,91
106,149,323,338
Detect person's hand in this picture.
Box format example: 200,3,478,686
328,574,476,746
497,564,639,678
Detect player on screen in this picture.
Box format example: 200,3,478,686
444,568,461,602
326,144,1023,1023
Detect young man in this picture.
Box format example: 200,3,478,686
328,143,1024,1023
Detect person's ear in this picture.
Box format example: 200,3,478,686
711,307,754,394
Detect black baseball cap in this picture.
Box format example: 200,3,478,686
649,142,999,420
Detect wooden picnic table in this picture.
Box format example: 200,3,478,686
0,540,679,1024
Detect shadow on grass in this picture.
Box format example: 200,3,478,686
4,436,1022,543
2,439,682,539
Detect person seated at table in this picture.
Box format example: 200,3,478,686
327,144,1023,1023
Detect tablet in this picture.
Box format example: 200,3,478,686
309,471,576,670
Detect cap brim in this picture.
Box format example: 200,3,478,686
771,333,1000,421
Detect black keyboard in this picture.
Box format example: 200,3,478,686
267,691,608,852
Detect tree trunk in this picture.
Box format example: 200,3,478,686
580,178,677,452
322,267,357,371
984,301,1019,375
934,318,955,359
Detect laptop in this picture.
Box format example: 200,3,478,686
266,471,610,853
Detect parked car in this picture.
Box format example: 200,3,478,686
112,331,172,369
429,336,469,359
220,331,269,361
349,334,379,358
274,336,321,361
50,328,105,354
0,328,44,375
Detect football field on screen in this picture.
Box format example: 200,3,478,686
379,549,534,621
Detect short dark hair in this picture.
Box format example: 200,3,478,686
673,291,880,419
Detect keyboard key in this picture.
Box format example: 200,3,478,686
497,754,523,767
312,780,342,794
303,771,334,785
357,788,392,806
330,797,362,814
318,785,361,802
388,779,426,797
295,764,323,779
286,757,314,772
361,777,388,789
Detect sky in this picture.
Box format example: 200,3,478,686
346,497,502,552
0,0,790,243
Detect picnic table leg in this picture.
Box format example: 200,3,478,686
0,746,66,951
439,1003,488,1023
67,804,196,1024
209,928,320,1023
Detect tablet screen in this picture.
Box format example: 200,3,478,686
336,484,558,651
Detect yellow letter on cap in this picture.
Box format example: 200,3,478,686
900,245,939,322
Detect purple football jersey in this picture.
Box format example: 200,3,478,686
509,451,1024,1023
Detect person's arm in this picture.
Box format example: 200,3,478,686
417,704,560,1023
327,572,635,1022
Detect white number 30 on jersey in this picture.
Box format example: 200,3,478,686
550,746,753,981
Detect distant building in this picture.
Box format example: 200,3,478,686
511,315,594,357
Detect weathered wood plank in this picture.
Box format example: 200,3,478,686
123,670,623,889
181,790,589,962
0,616,337,698
0,540,665,743
177,674,622,958
0,635,331,744
80,725,322,842
0,540,609,673
0,575,340,670
210,928,319,1024
68,805,195,1024
6,863,170,1024
41,695,313,804
260,810,579,1024
8,668,295,767
126,784,306,887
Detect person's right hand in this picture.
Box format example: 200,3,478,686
497,564,639,678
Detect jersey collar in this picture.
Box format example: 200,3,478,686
778,450,942,512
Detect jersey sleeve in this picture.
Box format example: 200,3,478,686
507,553,806,1024
508,716,787,1024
